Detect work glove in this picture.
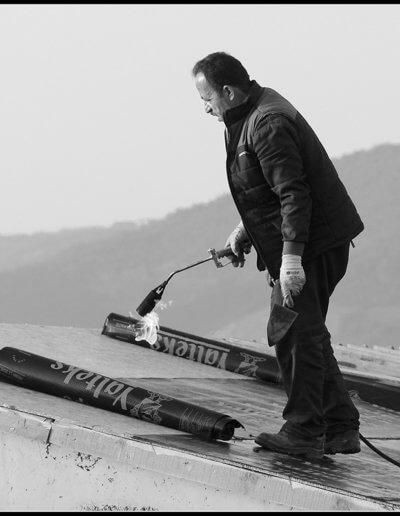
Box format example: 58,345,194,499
279,254,306,307
224,221,252,268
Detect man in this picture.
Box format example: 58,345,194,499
192,51,364,460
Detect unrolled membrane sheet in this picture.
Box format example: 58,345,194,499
101,314,400,414
102,312,282,384
0,346,243,440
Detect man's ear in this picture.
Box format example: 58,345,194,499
222,84,235,101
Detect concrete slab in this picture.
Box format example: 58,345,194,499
0,322,399,511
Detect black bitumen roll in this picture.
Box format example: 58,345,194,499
0,346,243,440
102,312,282,384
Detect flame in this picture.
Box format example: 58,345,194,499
129,299,172,346
133,312,160,345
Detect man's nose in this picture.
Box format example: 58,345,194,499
204,101,212,114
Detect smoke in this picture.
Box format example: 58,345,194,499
154,299,173,311
133,312,160,345
129,299,173,346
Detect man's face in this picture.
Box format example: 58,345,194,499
194,72,232,122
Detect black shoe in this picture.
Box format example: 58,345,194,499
324,429,360,455
255,427,325,460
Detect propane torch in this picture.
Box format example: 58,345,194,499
136,247,236,317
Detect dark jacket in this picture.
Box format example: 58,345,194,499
224,81,364,277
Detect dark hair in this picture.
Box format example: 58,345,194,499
192,51,252,93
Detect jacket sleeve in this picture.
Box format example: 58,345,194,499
252,113,312,247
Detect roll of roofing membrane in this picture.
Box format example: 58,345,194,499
0,346,243,440
101,314,400,413
102,312,282,384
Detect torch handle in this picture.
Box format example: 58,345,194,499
214,246,235,258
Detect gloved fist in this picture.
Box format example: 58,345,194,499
225,221,252,268
279,254,306,307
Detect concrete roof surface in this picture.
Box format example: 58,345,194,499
0,322,399,511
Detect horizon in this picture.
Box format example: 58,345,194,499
1,140,396,238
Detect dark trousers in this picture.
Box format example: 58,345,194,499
268,242,360,438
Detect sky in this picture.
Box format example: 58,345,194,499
0,3,399,235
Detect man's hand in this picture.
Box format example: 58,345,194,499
225,221,252,268
279,254,306,307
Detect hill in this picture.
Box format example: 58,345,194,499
0,143,399,350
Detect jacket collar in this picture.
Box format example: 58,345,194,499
223,80,263,127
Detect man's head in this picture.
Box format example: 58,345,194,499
192,52,252,122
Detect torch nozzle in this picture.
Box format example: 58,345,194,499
136,282,167,317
